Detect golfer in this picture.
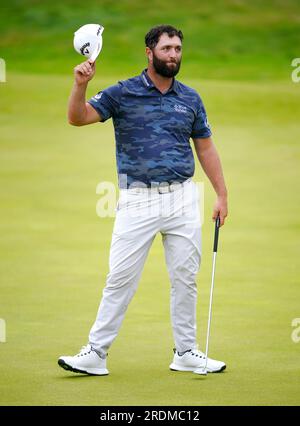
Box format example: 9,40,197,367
58,25,228,375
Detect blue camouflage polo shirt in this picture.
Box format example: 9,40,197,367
88,69,211,188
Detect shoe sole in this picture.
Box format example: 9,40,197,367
169,362,226,373
58,359,109,376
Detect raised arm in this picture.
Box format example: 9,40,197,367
193,136,228,226
68,59,102,126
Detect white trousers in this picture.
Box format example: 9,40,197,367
89,180,201,357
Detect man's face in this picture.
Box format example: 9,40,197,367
148,33,182,77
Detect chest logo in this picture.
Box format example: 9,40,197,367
174,104,187,113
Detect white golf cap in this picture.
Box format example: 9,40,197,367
73,24,104,62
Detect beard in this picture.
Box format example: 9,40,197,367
152,53,181,78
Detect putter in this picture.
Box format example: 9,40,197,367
194,215,221,376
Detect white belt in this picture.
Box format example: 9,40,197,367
124,178,191,194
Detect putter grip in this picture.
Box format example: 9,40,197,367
213,216,221,252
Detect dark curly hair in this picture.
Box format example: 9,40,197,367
145,25,183,49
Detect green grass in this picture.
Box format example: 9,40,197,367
1,0,300,79
0,71,300,405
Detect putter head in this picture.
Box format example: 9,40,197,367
193,367,207,376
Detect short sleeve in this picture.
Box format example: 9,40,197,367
88,83,122,122
191,94,212,139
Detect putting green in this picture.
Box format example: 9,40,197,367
0,72,299,405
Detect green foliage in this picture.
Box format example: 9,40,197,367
1,0,300,79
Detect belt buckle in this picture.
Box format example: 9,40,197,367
158,184,170,194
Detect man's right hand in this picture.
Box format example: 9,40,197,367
74,59,96,85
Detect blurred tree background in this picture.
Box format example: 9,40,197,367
1,0,299,80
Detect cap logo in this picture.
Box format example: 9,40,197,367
80,42,90,55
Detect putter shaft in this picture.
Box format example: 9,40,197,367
203,216,221,372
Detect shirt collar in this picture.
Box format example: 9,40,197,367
140,69,180,95
141,69,155,89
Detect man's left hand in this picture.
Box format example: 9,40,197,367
212,195,228,226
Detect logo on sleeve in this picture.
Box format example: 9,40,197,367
205,117,211,129
93,92,103,100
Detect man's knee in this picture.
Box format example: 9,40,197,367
106,268,140,290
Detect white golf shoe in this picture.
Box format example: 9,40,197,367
169,348,226,373
58,344,109,376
